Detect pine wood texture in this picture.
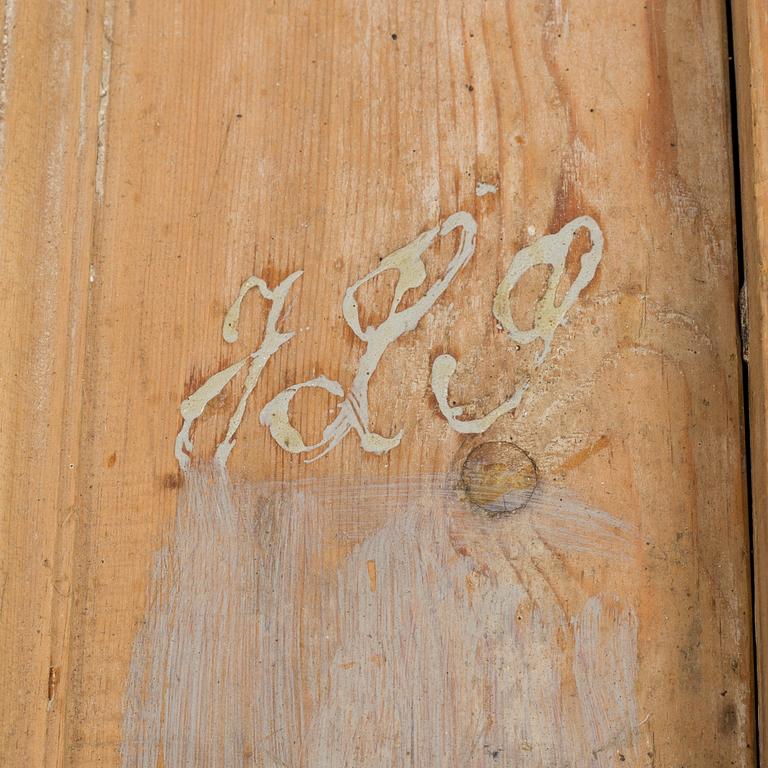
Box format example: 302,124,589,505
733,0,768,763
0,1,756,766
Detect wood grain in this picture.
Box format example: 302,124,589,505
0,1,103,765
733,0,768,763
0,1,756,766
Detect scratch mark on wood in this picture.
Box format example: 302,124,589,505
47,665,59,707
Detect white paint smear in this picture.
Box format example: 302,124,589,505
121,470,641,766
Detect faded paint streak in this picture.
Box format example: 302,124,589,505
95,0,115,202
121,469,641,766
573,596,641,765
0,0,16,168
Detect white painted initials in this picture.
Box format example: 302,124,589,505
175,211,604,468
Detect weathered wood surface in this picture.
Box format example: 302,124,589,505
0,2,103,765
0,1,755,766
734,0,768,763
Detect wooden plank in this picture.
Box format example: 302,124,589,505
0,1,103,765
0,1,756,766
733,0,768,763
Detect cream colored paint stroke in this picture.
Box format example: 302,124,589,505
493,215,604,364
122,471,641,767
214,270,302,466
175,360,247,470
222,275,269,343
430,353,528,433
259,375,345,453
174,270,302,470
260,212,477,462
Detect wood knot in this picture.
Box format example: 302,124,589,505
460,441,538,516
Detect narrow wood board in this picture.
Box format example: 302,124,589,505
734,0,768,763
0,1,756,766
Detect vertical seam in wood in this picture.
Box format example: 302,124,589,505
730,0,764,764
